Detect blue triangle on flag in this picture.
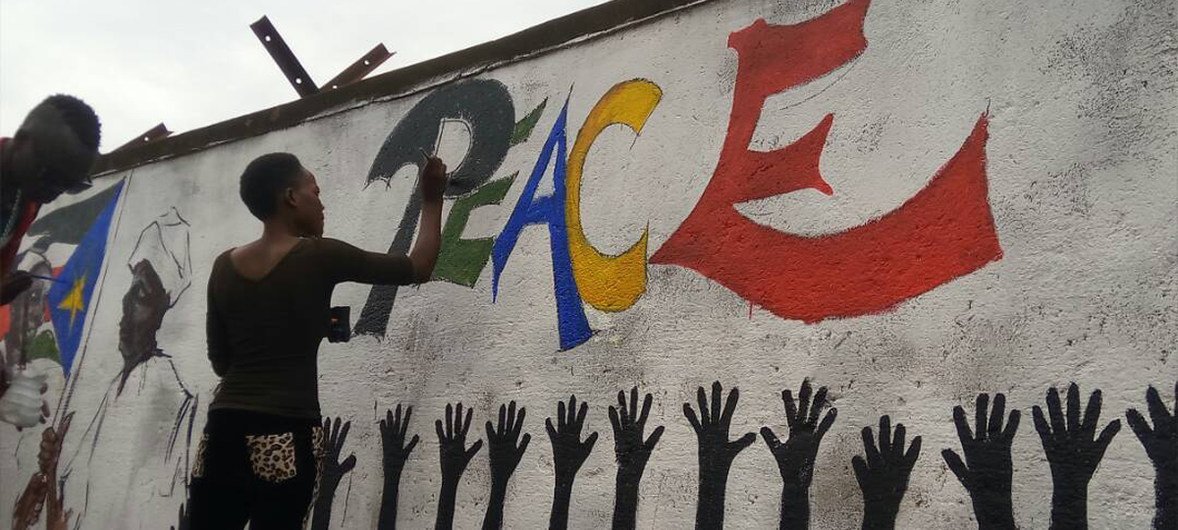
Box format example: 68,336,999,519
46,181,124,378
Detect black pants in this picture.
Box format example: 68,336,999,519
188,409,322,530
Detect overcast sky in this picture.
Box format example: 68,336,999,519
0,0,606,152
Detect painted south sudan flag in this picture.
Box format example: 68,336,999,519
46,181,124,378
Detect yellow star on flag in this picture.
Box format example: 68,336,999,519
57,273,88,332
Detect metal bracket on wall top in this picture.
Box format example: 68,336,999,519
250,16,320,97
112,123,172,153
251,15,394,98
324,44,395,90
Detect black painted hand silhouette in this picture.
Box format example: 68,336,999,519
1126,382,1177,530
312,417,358,530
483,401,530,530
941,393,1020,530
761,379,837,529
546,395,597,530
684,381,756,530
686,382,757,476
611,387,665,479
853,416,921,530
1033,383,1120,529
609,387,665,530
435,403,482,530
382,405,420,477
437,402,483,483
488,401,531,486
170,502,189,530
547,395,598,486
379,405,419,530
762,380,837,490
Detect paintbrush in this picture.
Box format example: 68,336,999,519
28,274,66,284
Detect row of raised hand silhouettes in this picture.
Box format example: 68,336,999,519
310,380,1175,530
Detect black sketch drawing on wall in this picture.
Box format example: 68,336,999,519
684,381,756,530
60,207,197,529
378,405,419,530
483,401,530,530
435,402,482,530
941,393,1020,530
609,387,665,530
1126,382,1177,530
311,417,358,530
853,415,921,530
761,379,837,530
546,394,598,530
1032,383,1120,529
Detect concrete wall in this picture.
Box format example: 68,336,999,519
2,0,1175,527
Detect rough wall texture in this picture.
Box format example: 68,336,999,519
2,0,1176,528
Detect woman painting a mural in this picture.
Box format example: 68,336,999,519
188,151,447,528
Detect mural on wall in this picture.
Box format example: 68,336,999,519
356,23,1001,352
348,0,1002,353
5,181,126,530
0,182,125,391
2,0,1173,527
54,207,197,528
342,1,1001,353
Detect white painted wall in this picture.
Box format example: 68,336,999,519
2,0,1175,528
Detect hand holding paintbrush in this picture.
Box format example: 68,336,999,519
418,147,448,203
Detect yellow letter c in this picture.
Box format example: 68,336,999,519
566,80,662,312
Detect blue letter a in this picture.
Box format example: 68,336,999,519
491,99,592,351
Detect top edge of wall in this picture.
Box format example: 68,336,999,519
91,0,713,177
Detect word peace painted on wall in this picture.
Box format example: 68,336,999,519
354,77,658,349
358,0,1002,350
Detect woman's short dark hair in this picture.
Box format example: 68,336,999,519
240,153,304,220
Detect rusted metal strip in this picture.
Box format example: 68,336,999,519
250,16,318,97
112,123,172,153
324,44,395,90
